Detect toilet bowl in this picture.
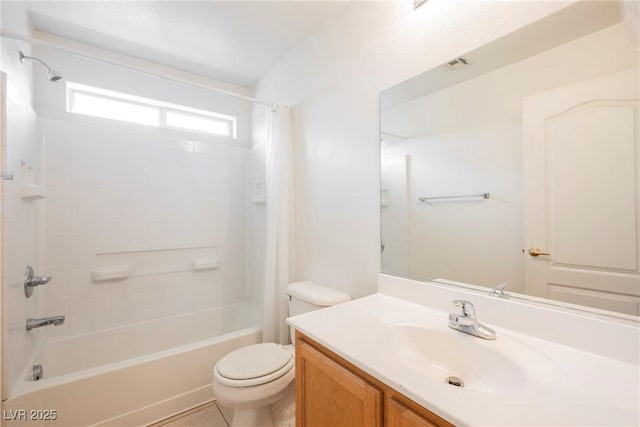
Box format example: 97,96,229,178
213,343,295,427
212,282,350,427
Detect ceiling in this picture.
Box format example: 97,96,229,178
20,1,351,87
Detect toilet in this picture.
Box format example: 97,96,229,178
212,281,351,427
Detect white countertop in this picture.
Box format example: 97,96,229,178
287,292,640,426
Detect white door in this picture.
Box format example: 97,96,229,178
523,69,640,315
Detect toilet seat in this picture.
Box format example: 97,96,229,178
214,343,294,387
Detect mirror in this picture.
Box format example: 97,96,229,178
380,1,640,317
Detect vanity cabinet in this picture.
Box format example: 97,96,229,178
295,332,453,427
387,398,440,427
296,338,382,426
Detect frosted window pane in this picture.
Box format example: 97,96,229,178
165,111,230,136
72,93,160,126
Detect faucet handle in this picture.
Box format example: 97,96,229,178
452,300,476,318
490,283,508,297
24,266,53,298
30,275,52,286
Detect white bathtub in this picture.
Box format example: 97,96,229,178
3,303,261,426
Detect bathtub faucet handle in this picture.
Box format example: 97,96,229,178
28,275,52,286
24,266,53,298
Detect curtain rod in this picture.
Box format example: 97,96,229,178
0,28,275,108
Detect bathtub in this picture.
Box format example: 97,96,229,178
2,302,261,426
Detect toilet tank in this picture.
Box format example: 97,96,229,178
286,281,351,343
287,281,351,316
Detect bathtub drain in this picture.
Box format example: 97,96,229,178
445,375,463,388
32,364,43,381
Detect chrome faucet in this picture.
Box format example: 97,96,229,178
489,283,508,298
448,300,496,340
26,316,65,331
24,266,53,298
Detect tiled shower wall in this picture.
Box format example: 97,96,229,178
1,41,45,397
40,118,251,339
28,46,255,341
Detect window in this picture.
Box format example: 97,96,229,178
67,82,237,138
165,110,231,135
71,92,159,126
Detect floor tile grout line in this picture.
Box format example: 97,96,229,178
214,401,231,427
149,401,216,426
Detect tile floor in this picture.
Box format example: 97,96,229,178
153,388,295,427
152,402,232,427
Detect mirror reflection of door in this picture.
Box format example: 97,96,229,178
523,69,640,315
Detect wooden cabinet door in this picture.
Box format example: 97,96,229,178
387,398,440,427
296,341,382,427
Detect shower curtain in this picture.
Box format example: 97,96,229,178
262,105,294,345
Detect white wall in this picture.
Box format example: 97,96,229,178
251,0,574,299
384,119,523,289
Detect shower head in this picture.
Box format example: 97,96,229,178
19,51,63,82
48,69,63,82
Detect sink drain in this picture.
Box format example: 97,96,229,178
445,376,464,388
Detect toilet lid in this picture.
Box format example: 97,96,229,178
217,343,293,380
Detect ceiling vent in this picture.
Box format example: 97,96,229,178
444,57,471,71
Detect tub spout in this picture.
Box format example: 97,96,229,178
26,316,65,331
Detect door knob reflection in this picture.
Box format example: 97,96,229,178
528,247,550,257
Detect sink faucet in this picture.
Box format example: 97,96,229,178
448,300,496,340
26,316,65,331
489,283,508,298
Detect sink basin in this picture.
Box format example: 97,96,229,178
385,324,560,394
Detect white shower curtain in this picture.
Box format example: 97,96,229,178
262,105,295,345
